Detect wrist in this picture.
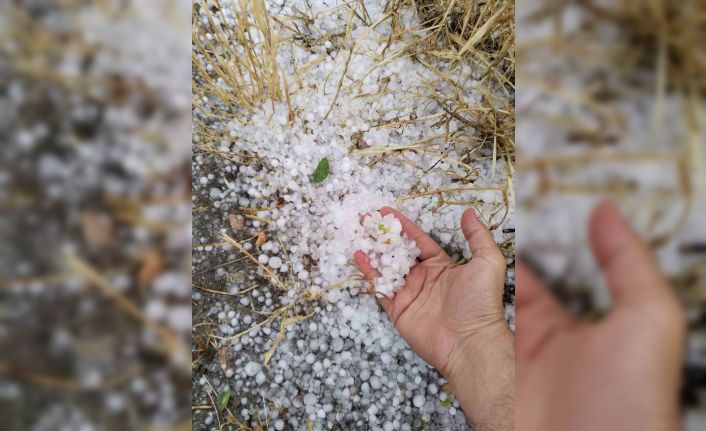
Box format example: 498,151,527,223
444,322,515,430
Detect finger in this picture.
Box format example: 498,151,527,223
516,261,576,360
589,200,671,307
379,206,446,261
461,208,505,271
353,251,392,311
353,250,379,279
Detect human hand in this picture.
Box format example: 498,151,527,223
354,207,514,430
517,201,686,431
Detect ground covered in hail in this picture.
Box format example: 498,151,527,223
192,0,515,429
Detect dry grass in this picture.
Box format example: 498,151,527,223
192,0,285,121
415,0,515,85
520,0,706,152
413,0,515,157
518,0,704,226
397,0,517,213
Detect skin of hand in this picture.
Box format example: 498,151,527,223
354,206,514,431
517,201,686,431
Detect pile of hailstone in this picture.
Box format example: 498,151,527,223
256,203,421,298
357,212,420,296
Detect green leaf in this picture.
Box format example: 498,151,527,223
312,158,330,183
217,386,230,412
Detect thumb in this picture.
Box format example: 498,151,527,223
588,200,673,308
461,208,505,271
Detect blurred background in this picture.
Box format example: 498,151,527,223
0,1,191,430
516,0,706,427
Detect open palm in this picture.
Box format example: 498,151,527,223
354,206,508,377
517,202,686,431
